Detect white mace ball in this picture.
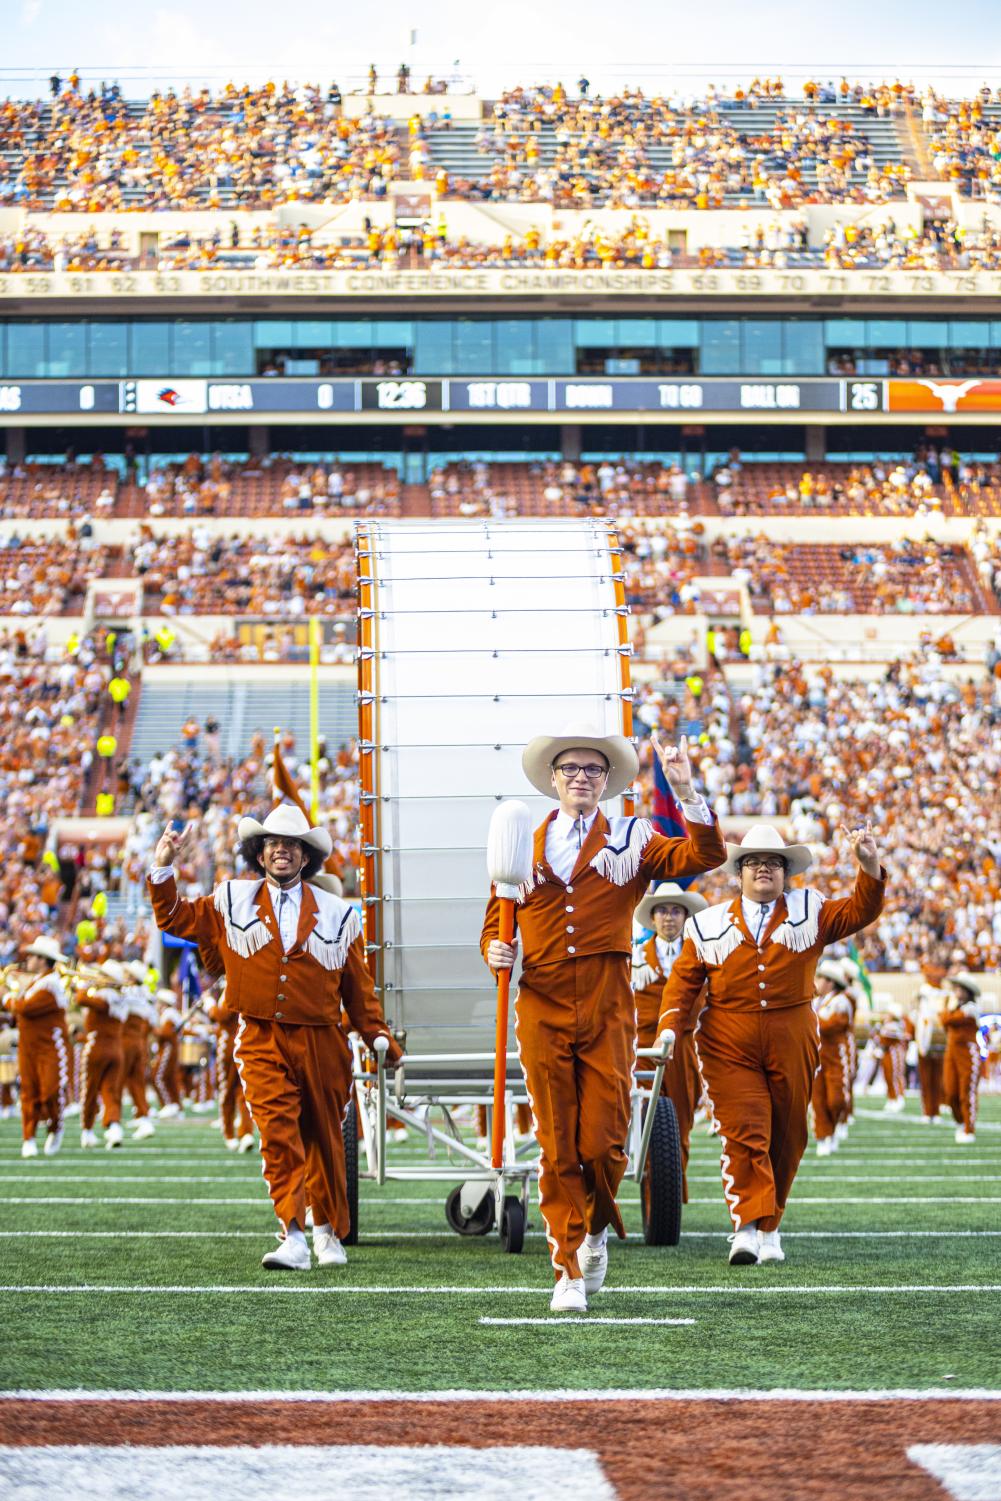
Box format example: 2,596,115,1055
487,799,533,901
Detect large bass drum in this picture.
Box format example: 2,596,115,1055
356,518,634,1059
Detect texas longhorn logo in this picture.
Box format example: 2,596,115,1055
156,387,183,407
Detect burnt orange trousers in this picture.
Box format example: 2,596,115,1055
812,1039,851,1140
234,1016,352,1236
917,1051,944,1118
637,1016,700,1201
153,1042,181,1108
121,1038,150,1118
696,1001,819,1233
19,1025,70,1139
218,1028,253,1141
515,954,633,1281
881,1042,907,1100
80,1035,123,1130
943,1039,982,1134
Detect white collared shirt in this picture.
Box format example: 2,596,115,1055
149,867,303,953
655,935,683,974
545,807,600,883
741,897,776,944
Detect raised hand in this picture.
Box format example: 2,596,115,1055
651,732,694,797
840,819,880,877
153,823,190,868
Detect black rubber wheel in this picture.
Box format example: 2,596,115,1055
499,1196,525,1254
445,1184,495,1237
641,1095,683,1246
343,1098,359,1246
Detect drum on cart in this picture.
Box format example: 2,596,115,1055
351,517,682,1248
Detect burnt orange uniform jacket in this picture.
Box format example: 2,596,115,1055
633,932,701,1198
11,975,70,1141
480,809,726,1280
659,867,886,1231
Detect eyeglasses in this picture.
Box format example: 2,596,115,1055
553,762,608,781
262,837,303,850
739,856,787,871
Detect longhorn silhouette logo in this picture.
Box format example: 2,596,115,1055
916,379,981,413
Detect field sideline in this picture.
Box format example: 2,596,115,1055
1,1095,999,1396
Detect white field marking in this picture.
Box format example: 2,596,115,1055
7,1172,1000,1186
479,1317,696,1327
0,1445,617,1501
907,1445,1001,1501
854,1110,1001,1132
2,1229,1001,1242
1,1283,1000,1296
4,1388,1001,1404
8,1195,1001,1209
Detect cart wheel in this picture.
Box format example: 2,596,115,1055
499,1196,525,1254
445,1184,495,1237
342,1098,359,1246
641,1095,683,1246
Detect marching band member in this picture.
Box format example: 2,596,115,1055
9,937,70,1158
632,881,708,1197
811,958,853,1156
914,966,949,1123
940,972,984,1143
208,985,255,1153
78,959,129,1149
121,960,157,1140
152,991,183,1118
148,803,402,1270
481,725,725,1313
659,820,885,1266
875,1001,911,1113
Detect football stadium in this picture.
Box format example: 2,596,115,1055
1,30,1001,1501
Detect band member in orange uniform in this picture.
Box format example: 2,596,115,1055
940,972,983,1143
78,960,128,1149
659,820,885,1267
632,881,707,1197
9,936,70,1158
811,958,853,1156
482,724,725,1312
914,966,948,1123
209,985,255,1152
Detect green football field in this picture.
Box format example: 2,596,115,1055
1,1096,999,1395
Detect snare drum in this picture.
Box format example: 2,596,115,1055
0,1054,17,1085
357,518,633,1057
178,1038,208,1068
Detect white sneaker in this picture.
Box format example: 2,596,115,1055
955,1129,976,1144
43,1129,63,1157
728,1227,760,1265
816,1137,834,1157
549,1273,587,1312
105,1122,124,1149
834,1122,849,1144
313,1227,348,1266
885,1096,906,1114
758,1229,785,1264
210,1117,223,1130
261,1236,312,1271
21,1138,38,1159
932,1114,943,1125
225,1137,239,1152
919,1114,932,1124
80,1129,98,1148
132,1118,155,1140
159,1103,181,1120
577,1231,608,1296
64,1102,80,1117
238,1133,255,1153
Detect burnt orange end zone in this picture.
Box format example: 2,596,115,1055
1,1399,998,1499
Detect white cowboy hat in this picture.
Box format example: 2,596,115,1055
522,721,638,801
722,823,813,879
22,936,65,965
308,872,344,898
949,972,982,1000
816,958,849,989
155,989,177,1005
634,882,708,931
237,802,333,860
126,960,148,983
100,960,129,986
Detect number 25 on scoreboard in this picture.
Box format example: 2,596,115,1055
847,381,882,412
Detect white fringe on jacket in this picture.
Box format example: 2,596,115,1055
213,879,361,972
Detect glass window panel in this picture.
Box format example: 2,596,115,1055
658,319,700,347
131,322,170,374
331,320,370,348
172,320,213,375
991,322,1001,350
451,318,494,374
700,320,741,375
212,320,254,374
7,322,46,377
293,320,333,348
88,321,129,376
535,319,573,372
495,320,536,375
46,322,87,377
907,320,949,348
866,319,907,346
575,318,617,348
253,319,291,347
413,321,455,373
825,318,866,345
950,321,990,348
742,320,784,374
618,318,658,345
782,321,824,374
372,319,413,348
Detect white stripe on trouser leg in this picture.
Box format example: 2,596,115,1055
967,1045,980,1130
693,1015,742,1231
217,1036,232,1136
51,1026,69,1132
514,996,560,1274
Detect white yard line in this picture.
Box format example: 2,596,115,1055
4,1171,998,1185
6,1194,998,1208
1,1283,999,1296
3,1387,1000,1403
1,1228,1000,1241
479,1317,696,1327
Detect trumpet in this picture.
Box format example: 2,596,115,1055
0,963,30,999
57,961,114,990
